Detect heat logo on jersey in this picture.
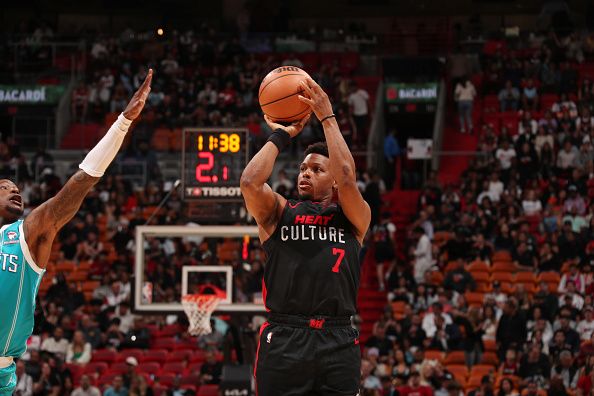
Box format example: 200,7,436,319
279,214,346,243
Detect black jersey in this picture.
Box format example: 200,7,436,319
262,199,361,317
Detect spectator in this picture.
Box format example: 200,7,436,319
468,375,495,396
498,349,520,377
576,356,594,396
366,324,394,357
559,264,586,294
563,185,586,215
422,302,453,339
518,345,550,388
550,350,579,391
129,375,154,396
271,169,294,194
71,375,101,396
498,81,520,111
454,77,477,133
412,227,433,284
443,261,476,294
66,330,92,365
121,357,139,390
522,78,539,111
557,312,582,353
576,306,594,341
32,362,61,396
14,360,33,396
103,376,128,396
347,81,371,145
384,130,401,190
114,302,136,334
200,351,222,385
496,299,527,357
397,371,433,396
522,189,543,216
372,212,397,291
495,140,516,172
496,377,518,396
361,359,382,395
40,327,69,361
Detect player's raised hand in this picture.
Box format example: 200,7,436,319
123,69,153,121
264,113,311,138
298,77,333,122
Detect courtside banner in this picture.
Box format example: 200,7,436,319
385,82,438,103
0,85,65,105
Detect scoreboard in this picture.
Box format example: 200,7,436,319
182,128,249,201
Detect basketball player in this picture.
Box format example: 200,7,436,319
241,77,370,395
0,70,153,395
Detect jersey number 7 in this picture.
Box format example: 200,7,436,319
331,248,345,273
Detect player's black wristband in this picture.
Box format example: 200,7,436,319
320,114,336,124
267,128,291,151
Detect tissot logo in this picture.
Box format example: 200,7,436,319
186,187,242,197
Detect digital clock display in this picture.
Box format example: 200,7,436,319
182,128,249,201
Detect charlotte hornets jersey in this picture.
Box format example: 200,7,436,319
262,200,361,317
0,219,44,358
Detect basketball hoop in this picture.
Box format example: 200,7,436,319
181,285,225,336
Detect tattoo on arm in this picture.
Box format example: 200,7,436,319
48,170,99,229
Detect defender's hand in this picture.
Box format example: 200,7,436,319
298,77,333,122
264,113,311,138
123,69,153,121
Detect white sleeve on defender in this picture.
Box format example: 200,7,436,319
79,113,132,177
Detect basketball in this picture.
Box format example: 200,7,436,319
258,66,311,123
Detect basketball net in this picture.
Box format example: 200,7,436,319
181,285,224,336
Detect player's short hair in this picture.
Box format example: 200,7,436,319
304,142,329,158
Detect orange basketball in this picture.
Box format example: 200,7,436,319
259,66,311,123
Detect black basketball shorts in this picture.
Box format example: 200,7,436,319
254,313,361,396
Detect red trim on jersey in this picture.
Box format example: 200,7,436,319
254,321,270,383
288,201,303,209
261,278,270,312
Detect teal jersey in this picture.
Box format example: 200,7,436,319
0,220,44,358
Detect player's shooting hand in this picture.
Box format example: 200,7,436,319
298,77,334,122
264,113,311,138
123,69,153,121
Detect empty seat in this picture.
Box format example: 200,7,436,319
491,261,518,273
467,261,490,274
197,384,219,396
491,272,514,284
91,349,117,363
161,362,186,374
138,362,161,375
143,349,168,365
444,351,466,365
166,349,193,363
424,350,445,362
515,272,536,284
83,362,108,375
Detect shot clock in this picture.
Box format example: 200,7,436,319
182,128,249,201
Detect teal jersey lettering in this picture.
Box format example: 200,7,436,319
0,220,44,358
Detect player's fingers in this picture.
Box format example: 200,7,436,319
296,113,311,127
305,76,321,92
139,69,153,93
297,95,314,106
299,80,315,97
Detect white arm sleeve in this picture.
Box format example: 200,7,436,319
79,113,131,177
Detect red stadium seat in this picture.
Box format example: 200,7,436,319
491,272,514,284
186,362,203,375
180,373,201,386
116,349,144,362
166,349,193,363
190,350,208,363
153,337,178,349
161,362,186,374
91,349,117,363
83,362,108,375
198,384,219,396
143,349,168,365
155,373,177,387
108,362,130,374
138,362,161,375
